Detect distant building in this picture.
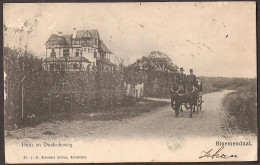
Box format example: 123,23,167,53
44,28,116,72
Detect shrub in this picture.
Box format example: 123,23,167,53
223,82,257,133
4,47,131,129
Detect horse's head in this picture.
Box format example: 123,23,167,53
186,84,194,93
171,83,179,90
170,83,180,96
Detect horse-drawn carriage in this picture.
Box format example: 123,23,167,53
170,80,203,118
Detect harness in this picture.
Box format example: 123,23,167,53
171,86,180,93
171,86,188,96
171,86,198,97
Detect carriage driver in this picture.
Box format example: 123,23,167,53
187,69,197,87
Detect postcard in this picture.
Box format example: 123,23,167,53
4,2,257,163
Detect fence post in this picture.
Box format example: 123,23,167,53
20,76,26,121
70,92,73,112
48,92,51,120
21,83,24,120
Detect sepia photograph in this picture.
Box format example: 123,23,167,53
3,2,257,163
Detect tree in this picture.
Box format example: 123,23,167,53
133,51,179,72
123,51,179,98
124,50,179,84
4,47,44,128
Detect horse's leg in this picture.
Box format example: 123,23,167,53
193,100,196,113
180,100,183,112
175,100,179,117
190,106,193,118
190,99,193,118
196,98,199,114
175,107,179,117
170,95,173,108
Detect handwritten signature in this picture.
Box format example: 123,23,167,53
199,146,238,159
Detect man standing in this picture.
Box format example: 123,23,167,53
188,69,197,86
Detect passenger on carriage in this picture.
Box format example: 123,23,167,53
177,67,187,85
176,67,187,94
187,69,197,87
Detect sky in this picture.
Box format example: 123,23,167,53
4,2,256,78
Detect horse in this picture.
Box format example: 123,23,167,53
190,85,200,114
180,84,200,117
170,82,200,118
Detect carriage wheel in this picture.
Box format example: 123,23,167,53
200,96,203,111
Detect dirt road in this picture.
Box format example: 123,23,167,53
7,90,232,140
6,90,258,163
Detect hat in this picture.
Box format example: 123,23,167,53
190,69,193,72
180,67,184,71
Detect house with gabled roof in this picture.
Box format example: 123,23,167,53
44,28,115,72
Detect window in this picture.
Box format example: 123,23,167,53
93,62,95,66
87,38,92,44
73,63,77,69
75,52,79,57
88,48,90,52
94,52,97,58
84,48,86,52
50,48,56,57
63,49,69,57
81,40,86,44
50,64,54,71
74,40,80,44
56,64,60,70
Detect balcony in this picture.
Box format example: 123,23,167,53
96,57,110,62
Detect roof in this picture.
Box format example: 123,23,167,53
76,29,99,38
62,35,72,45
45,56,91,63
46,34,67,45
46,29,112,54
99,40,113,54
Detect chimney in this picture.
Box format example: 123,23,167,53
58,32,62,36
73,28,76,39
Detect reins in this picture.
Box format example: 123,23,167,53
171,86,198,97
171,86,180,94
